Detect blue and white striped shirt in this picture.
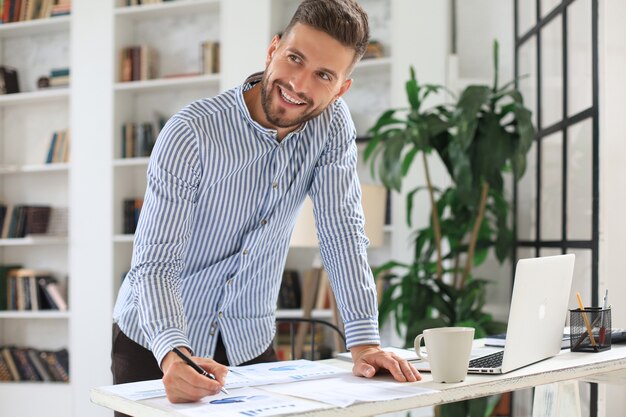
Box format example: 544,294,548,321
113,74,380,366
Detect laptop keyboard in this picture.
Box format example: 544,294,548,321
469,350,504,368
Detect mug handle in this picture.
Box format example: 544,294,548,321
414,334,428,361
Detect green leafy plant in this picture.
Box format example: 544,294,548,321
365,41,534,417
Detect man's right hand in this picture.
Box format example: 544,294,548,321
161,347,229,403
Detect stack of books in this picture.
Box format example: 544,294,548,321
0,346,69,382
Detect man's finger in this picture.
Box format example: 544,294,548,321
353,362,376,378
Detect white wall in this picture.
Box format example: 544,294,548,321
599,0,626,415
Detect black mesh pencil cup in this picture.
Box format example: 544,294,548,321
569,307,611,352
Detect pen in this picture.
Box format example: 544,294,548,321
171,346,229,395
576,292,597,347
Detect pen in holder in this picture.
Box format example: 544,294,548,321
569,307,611,352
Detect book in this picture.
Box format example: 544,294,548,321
201,40,220,74
0,65,19,94
27,348,51,381
39,349,69,382
24,205,52,235
0,352,13,381
12,347,40,381
277,270,301,309
39,275,67,311
0,264,22,310
1,347,20,380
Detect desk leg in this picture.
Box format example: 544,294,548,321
531,381,582,417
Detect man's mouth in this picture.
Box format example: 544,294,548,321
278,86,306,105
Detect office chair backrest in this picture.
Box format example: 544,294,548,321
275,317,346,361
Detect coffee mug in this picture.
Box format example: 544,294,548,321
414,327,475,383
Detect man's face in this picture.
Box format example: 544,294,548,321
260,23,354,130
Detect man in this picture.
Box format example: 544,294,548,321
112,0,420,406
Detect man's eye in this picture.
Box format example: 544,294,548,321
288,55,301,63
318,72,330,81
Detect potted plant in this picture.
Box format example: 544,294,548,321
365,41,535,417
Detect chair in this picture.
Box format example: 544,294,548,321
275,317,346,361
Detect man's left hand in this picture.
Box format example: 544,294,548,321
350,345,421,382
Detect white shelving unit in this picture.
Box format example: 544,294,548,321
0,8,71,417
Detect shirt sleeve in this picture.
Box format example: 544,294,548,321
308,101,381,350
127,116,202,366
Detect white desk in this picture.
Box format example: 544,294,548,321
91,344,626,417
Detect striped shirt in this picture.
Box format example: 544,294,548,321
113,73,380,366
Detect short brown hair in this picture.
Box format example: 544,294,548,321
283,0,370,64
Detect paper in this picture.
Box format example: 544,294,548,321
100,379,166,401
226,359,350,388
148,386,329,417
261,373,437,407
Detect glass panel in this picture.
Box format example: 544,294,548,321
517,141,537,241
567,0,593,116
539,248,561,257
540,132,563,240
569,249,592,306
540,16,563,129
518,37,538,128
517,247,536,260
517,0,537,36
541,0,562,18
567,120,593,240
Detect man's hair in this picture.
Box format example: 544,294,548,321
283,0,370,65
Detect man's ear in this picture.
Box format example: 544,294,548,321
266,35,281,66
335,78,353,100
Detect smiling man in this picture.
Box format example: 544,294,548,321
111,0,420,411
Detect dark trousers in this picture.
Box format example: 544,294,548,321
111,323,277,417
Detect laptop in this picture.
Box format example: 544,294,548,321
414,254,576,375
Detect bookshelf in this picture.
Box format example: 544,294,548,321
0,2,72,415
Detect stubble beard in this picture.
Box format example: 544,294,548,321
260,76,326,129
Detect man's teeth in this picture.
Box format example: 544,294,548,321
280,88,305,105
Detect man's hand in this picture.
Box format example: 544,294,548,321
161,347,229,403
351,345,421,382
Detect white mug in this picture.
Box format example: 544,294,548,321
414,327,475,383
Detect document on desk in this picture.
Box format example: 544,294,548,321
260,373,438,407
226,359,351,388
99,379,167,401
147,386,330,417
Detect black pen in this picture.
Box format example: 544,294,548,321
171,346,229,395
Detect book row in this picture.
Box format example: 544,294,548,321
121,122,157,159
123,198,143,234
119,40,220,82
44,129,70,164
0,346,69,382
0,204,51,239
0,0,70,24
123,0,174,6
0,65,69,95
0,267,67,311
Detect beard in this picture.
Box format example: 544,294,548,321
260,76,327,129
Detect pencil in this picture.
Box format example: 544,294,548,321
171,346,229,395
576,292,597,347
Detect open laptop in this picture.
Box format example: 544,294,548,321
414,254,575,375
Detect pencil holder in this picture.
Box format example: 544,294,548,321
569,307,611,352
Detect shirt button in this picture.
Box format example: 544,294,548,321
242,249,249,256
227,278,233,286
218,311,223,318
209,330,215,336
272,182,278,189
261,219,267,225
